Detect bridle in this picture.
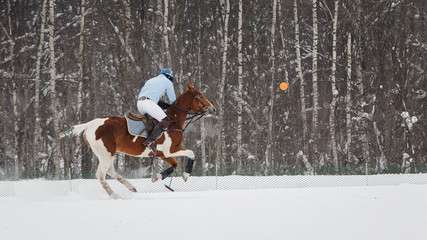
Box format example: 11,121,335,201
167,90,211,132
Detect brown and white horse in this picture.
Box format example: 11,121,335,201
69,82,215,198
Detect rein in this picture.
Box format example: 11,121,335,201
167,91,207,132
180,113,205,132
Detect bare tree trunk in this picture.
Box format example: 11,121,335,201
216,0,230,168
124,0,131,65
356,57,370,166
11,34,18,179
329,0,339,172
236,0,243,174
197,7,207,176
124,0,132,78
170,1,183,94
75,0,86,175
278,0,289,85
163,0,171,67
10,4,18,179
311,0,319,162
294,0,309,159
372,104,386,172
345,32,353,165
266,0,277,173
1,0,19,179
33,0,48,174
251,1,261,166
123,0,138,171
356,0,370,165
0,79,6,176
49,0,62,179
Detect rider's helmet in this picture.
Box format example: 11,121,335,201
160,68,174,82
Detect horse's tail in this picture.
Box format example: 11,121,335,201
60,122,90,139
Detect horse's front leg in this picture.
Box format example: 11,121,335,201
165,146,196,182
159,133,196,181
152,156,194,182
182,157,194,182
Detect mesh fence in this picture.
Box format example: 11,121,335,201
1,163,427,197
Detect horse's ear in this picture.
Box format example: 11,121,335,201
187,82,195,91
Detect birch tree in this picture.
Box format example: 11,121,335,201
197,6,207,175
0,77,6,174
329,0,339,171
294,0,309,163
76,0,86,173
48,0,62,178
311,0,319,161
355,0,370,164
163,0,171,67
249,0,262,165
1,0,19,179
345,32,353,165
266,0,277,172
236,0,243,173
278,0,289,86
11,3,18,179
124,0,131,68
33,0,48,171
0,85,5,173
216,0,230,167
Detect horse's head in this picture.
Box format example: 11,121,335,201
185,82,216,116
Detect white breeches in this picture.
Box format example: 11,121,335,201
137,99,166,122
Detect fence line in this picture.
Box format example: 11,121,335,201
1,173,427,197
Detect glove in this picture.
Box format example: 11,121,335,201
158,101,171,110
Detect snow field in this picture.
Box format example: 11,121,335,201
1,175,426,240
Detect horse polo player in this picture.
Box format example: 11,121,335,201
137,68,176,154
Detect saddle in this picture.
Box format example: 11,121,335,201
127,112,149,122
125,112,158,138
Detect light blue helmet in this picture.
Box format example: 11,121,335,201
160,68,174,82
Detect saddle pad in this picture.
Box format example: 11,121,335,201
125,114,149,138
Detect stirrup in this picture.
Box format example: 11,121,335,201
144,141,157,154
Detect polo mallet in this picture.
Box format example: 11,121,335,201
164,172,175,192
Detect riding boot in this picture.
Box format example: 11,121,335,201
143,117,171,154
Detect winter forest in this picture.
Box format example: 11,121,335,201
0,0,426,180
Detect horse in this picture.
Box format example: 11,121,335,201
68,82,215,198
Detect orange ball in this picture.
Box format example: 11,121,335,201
279,82,288,90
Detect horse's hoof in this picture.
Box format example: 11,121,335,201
130,187,137,192
182,172,190,182
110,192,120,200
152,173,162,182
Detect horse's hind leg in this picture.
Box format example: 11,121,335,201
182,157,195,182
152,157,178,182
95,157,119,199
107,163,137,192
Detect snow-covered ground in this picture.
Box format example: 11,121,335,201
1,175,426,240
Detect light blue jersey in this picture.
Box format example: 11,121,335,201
138,74,176,104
